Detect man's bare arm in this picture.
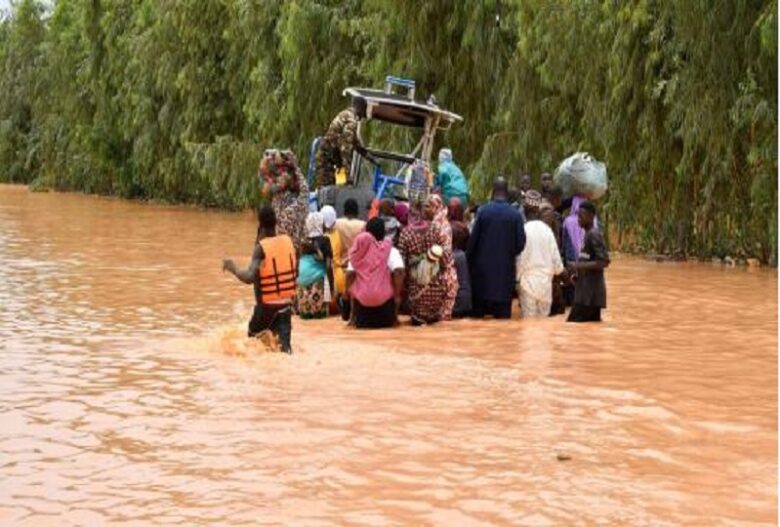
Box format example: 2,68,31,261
223,245,264,285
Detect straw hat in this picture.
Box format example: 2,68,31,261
427,244,444,262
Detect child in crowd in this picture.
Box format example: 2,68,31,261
378,198,400,244
451,221,472,317
566,201,609,322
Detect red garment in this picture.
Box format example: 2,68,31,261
398,220,453,323
448,198,464,222
429,195,458,320
348,232,394,307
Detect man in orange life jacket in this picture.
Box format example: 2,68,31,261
223,205,296,354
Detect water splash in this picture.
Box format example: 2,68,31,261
208,324,279,356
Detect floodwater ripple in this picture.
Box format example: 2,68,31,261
0,185,776,526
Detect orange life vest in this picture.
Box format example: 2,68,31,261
368,198,380,220
258,235,297,303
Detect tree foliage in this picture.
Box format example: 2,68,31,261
0,0,776,262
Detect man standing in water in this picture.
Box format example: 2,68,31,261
516,191,564,317
223,205,296,353
467,177,526,319
567,200,609,322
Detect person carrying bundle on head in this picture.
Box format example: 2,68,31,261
566,200,609,323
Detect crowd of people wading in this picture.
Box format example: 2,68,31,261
223,120,609,355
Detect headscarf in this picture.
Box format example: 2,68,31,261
413,194,457,320
321,205,337,230
449,195,469,252
348,231,394,307
305,211,324,238
407,196,429,231
259,149,303,197
262,148,309,254
298,210,326,287
428,194,448,227
438,148,453,165
563,194,587,256
394,202,410,226
406,160,432,204
447,197,464,222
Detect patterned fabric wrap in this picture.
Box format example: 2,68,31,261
296,281,328,319
398,197,456,324
405,160,434,204
427,194,458,320
259,149,303,196
259,149,309,254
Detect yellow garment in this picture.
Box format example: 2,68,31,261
335,217,366,267
335,167,347,186
326,229,346,295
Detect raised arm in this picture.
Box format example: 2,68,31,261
223,245,264,285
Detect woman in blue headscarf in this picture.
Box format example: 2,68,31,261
435,148,470,205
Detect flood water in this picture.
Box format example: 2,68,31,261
0,184,776,526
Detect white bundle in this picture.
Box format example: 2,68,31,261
553,152,608,200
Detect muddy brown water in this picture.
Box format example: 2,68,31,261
0,184,776,526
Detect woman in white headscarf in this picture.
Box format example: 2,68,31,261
295,211,333,319
320,205,343,313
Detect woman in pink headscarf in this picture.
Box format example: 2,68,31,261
394,201,410,227
346,218,405,328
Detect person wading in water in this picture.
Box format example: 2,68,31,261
566,200,609,323
223,205,297,353
467,177,526,319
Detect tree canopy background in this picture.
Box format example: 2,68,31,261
0,0,776,263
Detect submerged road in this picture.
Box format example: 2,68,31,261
0,184,776,525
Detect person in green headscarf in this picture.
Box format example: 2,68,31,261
435,148,470,205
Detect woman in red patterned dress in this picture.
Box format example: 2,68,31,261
397,195,457,325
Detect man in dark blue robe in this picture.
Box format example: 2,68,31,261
466,177,526,319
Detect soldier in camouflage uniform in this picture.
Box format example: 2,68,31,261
315,107,359,188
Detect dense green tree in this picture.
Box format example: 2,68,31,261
0,0,775,263
0,0,45,183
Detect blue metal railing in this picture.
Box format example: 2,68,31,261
384,76,416,100
372,165,406,200
306,136,322,211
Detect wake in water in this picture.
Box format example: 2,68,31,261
208,324,280,356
